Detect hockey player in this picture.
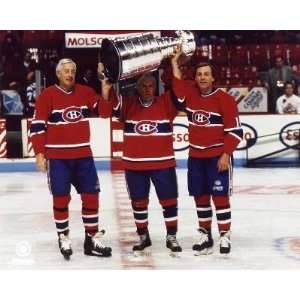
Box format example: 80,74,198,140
30,58,112,260
170,47,243,255
99,64,182,256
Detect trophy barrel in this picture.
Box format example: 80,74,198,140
99,38,122,83
100,31,196,83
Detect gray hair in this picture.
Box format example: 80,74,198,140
136,73,156,91
56,58,77,74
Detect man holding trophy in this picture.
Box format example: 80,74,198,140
98,65,182,256
170,47,243,256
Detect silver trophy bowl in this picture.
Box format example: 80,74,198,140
100,31,196,82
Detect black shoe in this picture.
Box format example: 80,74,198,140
58,233,73,260
166,234,182,253
192,227,214,255
219,231,231,255
132,232,152,252
84,230,112,257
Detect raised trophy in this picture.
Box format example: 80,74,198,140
99,31,196,82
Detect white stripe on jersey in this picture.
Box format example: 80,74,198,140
125,119,170,124
122,155,175,162
186,107,221,116
188,121,224,127
189,142,224,149
31,120,46,124
47,119,89,125
224,126,243,131
113,102,121,111
228,131,243,141
124,132,172,136
30,130,45,137
45,142,90,148
51,106,88,113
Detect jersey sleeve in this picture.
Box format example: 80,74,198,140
84,86,111,118
29,90,50,155
220,93,244,155
171,77,194,111
163,90,179,120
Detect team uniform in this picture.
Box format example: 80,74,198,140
30,83,112,258
172,77,243,254
105,89,182,254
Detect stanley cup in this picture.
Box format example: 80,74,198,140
99,31,196,82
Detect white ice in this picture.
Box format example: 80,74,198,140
1,167,300,270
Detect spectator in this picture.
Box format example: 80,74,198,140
265,55,300,113
23,51,36,73
276,82,300,114
24,71,36,117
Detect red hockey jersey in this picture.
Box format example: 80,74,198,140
30,84,111,159
107,91,178,170
172,77,243,158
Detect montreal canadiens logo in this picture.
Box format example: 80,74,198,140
62,106,83,123
134,121,158,135
192,110,210,126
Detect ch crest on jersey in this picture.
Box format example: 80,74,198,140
134,120,158,135
192,110,211,126
62,106,83,123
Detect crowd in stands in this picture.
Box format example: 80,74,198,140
1,30,300,117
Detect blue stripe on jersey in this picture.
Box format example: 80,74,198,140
124,122,172,133
48,108,90,123
30,123,46,133
187,111,223,125
227,128,243,139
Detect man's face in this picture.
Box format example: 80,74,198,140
195,65,214,93
285,84,294,96
275,57,284,68
138,79,156,102
57,63,76,90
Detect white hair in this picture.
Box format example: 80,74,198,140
56,58,77,74
136,73,156,91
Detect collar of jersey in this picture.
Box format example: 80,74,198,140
199,88,220,97
138,97,155,107
55,84,74,94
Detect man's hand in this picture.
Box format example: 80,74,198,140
98,62,112,100
36,153,47,172
170,45,183,79
217,153,230,172
170,44,183,65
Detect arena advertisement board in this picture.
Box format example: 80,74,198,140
65,32,161,48
227,87,268,113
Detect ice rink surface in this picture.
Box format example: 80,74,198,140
1,167,300,270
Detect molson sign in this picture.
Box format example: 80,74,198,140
65,32,160,48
